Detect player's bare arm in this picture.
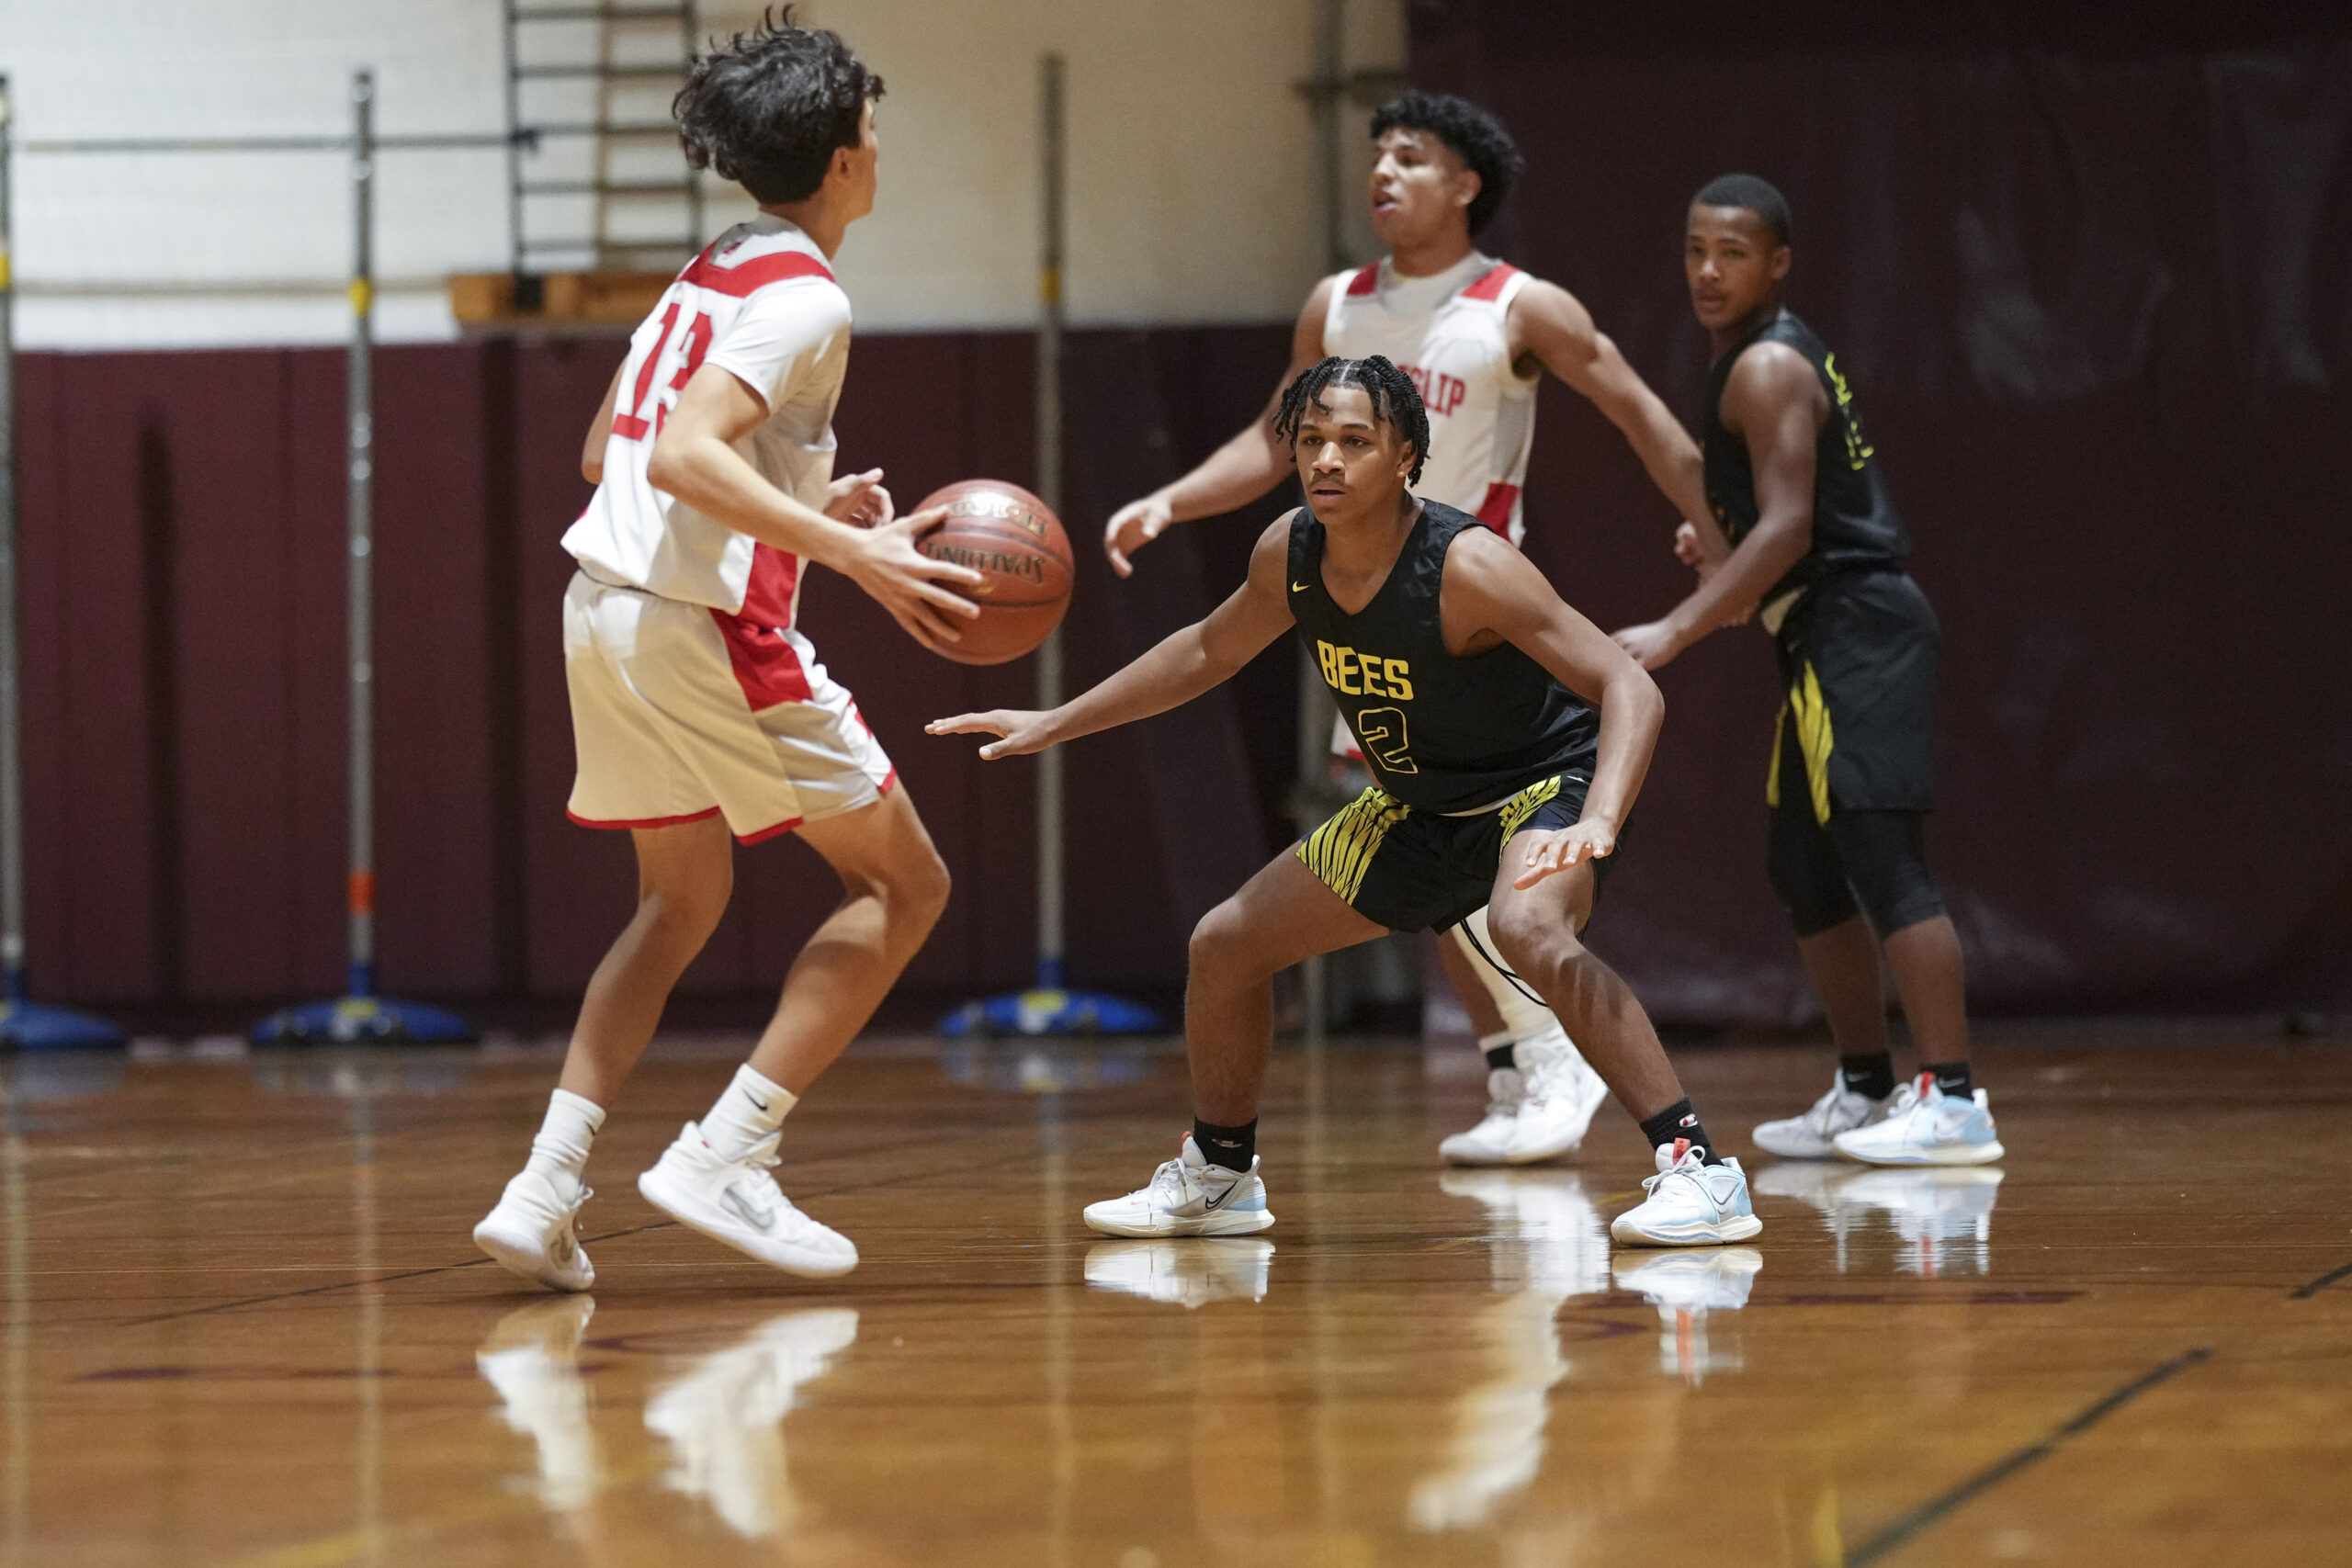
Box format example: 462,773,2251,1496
1613,342,1822,670
1101,277,1334,576
933,515,1297,755
649,361,982,650
1441,526,1665,887
1510,278,1713,533
581,362,626,485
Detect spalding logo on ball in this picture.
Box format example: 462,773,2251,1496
913,479,1073,666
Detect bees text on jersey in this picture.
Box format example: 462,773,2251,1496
1702,309,1909,631
1285,499,1598,816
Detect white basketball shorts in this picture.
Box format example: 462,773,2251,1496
562,570,895,843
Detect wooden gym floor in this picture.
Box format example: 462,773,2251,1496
2,1029,2346,1566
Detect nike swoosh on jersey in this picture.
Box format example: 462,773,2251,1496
1292,582,1310,592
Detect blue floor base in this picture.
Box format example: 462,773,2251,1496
250,995,476,1045
937,987,1167,1038
0,999,127,1051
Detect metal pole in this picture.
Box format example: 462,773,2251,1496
501,0,523,278
682,3,705,254
1298,1,1350,1044
345,71,377,1001
0,77,25,1006
1035,53,1066,993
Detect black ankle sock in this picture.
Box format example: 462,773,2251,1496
1840,1051,1897,1100
1483,1043,1516,1072
1923,1061,1973,1098
1637,1098,1725,1165
1192,1117,1257,1172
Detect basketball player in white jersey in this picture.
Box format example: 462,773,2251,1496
1103,92,1714,1167
473,13,984,1292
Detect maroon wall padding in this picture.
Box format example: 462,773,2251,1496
1407,3,2352,1020
16,6,2348,1025
14,326,1295,1022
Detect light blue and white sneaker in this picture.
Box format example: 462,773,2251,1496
1609,1140,1763,1247
1832,1075,2004,1167
1082,1134,1274,1238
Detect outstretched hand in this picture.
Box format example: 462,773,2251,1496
1103,493,1173,579
925,709,1058,761
1510,820,1617,890
845,505,983,654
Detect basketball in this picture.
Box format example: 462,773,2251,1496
913,479,1073,666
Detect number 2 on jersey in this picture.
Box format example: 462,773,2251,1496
611,300,715,441
1353,706,1417,774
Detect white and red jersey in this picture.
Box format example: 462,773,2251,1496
562,217,849,702
1320,250,1537,545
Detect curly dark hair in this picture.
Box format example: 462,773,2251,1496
674,6,884,205
1272,356,1430,487
1370,90,1524,237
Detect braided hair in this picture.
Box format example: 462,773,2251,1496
1272,355,1430,486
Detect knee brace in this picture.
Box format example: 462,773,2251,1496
1453,908,1557,1043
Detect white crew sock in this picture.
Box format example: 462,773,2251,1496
699,1064,797,1163
1456,908,1561,1043
523,1088,605,1190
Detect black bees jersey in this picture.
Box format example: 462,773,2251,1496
1285,499,1598,816
1702,309,1909,615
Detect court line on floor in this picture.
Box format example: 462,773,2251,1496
116,1222,680,1326
1844,1344,2214,1565
2289,1258,2352,1299
117,1136,1046,1326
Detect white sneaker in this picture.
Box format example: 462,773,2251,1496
1842,1167,2005,1275
476,1297,601,1510
1084,1238,1275,1307
1081,1134,1275,1238
1504,1028,1610,1164
1439,1063,1525,1165
645,1308,859,1538
1752,1072,1894,1159
637,1122,858,1278
474,1168,594,1292
1833,1075,2004,1166
1609,1140,1764,1247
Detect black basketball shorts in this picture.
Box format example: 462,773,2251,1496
1770,568,1939,819
1294,771,1617,933
1767,568,1947,938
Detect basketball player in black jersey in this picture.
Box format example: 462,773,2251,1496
933,356,1761,1247
1612,175,2002,1168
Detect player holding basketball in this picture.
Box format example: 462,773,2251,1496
474,12,987,1292
1102,93,1714,1168
937,356,1761,1248
1611,175,2000,1168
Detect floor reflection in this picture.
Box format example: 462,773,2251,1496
643,1309,859,1538
1085,1239,1275,1308
477,1297,602,1513
1612,1248,1763,1383
1756,1162,2005,1277
1411,1170,1611,1531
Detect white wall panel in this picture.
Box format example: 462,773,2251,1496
1,0,1403,346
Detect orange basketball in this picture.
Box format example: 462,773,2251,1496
913,479,1073,666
